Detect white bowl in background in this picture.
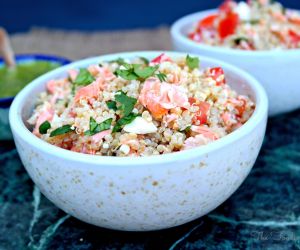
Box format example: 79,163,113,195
171,9,300,116
9,51,268,231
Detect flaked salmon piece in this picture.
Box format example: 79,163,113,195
88,64,116,81
191,125,219,140
68,69,78,82
139,78,189,119
47,79,70,104
168,72,188,85
47,79,69,95
88,65,100,76
160,83,189,109
91,129,111,144
74,77,105,103
162,114,178,127
150,53,172,65
221,111,237,129
183,134,211,150
33,107,54,136
47,80,58,94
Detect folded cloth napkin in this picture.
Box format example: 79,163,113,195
11,26,171,60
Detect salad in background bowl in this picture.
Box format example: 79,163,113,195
171,0,300,116
188,0,300,50
0,54,70,140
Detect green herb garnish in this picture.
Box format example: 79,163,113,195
139,57,149,65
180,125,191,133
134,64,158,79
115,64,158,81
186,55,200,71
233,36,249,45
50,125,74,137
39,120,51,134
112,113,140,133
244,19,260,25
115,67,138,80
89,117,98,132
84,117,112,136
106,100,118,111
156,72,167,82
115,91,137,116
110,91,139,133
110,58,126,65
74,68,95,86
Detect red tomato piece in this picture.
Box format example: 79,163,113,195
218,12,239,39
198,14,218,29
189,97,210,125
151,53,172,64
208,67,226,86
288,29,300,45
235,98,247,117
188,31,202,42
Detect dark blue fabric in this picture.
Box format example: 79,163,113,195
1,0,299,33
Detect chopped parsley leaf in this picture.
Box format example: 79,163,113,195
109,58,126,65
73,68,95,86
112,113,140,133
115,91,137,116
106,100,118,111
139,57,149,65
186,55,200,71
50,125,74,137
84,117,112,136
115,63,158,81
156,72,167,82
39,120,51,134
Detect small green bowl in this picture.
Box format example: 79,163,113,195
0,54,71,140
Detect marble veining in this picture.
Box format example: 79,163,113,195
1,108,300,249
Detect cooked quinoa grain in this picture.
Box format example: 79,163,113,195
28,53,255,156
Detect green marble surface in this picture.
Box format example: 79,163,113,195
0,109,300,250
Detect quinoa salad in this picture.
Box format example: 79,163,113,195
28,53,255,156
188,0,300,50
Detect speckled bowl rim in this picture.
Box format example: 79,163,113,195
171,9,300,57
9,51,268,166
0,54,71,108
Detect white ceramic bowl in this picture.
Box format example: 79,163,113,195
9,51,268,231
171,9,300,116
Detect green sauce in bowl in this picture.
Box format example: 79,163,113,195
0,61,61,98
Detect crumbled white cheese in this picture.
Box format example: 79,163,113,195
234,1,251,21
132,108,139,114
123,117,157,134
119,144,130,155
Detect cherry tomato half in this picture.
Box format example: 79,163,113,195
189,97,210,125
208,67,226,86
218,12,239,39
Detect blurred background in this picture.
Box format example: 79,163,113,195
1,0,300,33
